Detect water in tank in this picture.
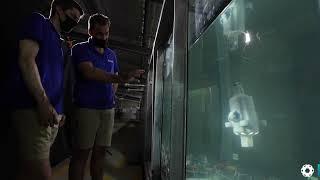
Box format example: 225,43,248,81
187,0,320,179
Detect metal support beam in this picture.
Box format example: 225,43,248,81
169,0,188,179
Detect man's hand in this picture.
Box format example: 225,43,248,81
58,115,66,127
37,99,59,127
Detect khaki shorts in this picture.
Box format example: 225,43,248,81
74,108,115,149
12,109,59,160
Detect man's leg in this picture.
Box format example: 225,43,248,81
90,108,115,180
17,159,51,180
90,146,108,180
68,149,90,180
13,109,59,180
69,108,100,180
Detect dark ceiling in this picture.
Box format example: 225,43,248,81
75,0,166,72
0,0,176,85
3,0,164,71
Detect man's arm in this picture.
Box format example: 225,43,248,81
113,72,119,93
18,39,58,126
78,62,142,83
19,39,49,104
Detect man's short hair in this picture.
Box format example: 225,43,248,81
50,0,84,17
88,13,111,31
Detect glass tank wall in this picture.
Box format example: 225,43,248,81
161,40,174,179
187,0,320,179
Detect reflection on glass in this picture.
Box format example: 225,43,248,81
189,0,232,43
187,0,320,179
161,40,173,179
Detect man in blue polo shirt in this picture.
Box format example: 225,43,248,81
9,0,83,179
69,14,144,180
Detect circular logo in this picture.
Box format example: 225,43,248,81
301,164,314,177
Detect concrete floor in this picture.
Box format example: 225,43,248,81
52,120,145,180
52,158,143,180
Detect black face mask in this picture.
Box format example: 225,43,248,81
93,38,108,48
60,14,78,33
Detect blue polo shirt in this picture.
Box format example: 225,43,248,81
72,38,119,109
9,13,64,113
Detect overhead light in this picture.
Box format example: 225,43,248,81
245,31,251,44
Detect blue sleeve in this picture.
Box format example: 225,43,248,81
113,52,119,73
71,44,91,65
19,13,45,44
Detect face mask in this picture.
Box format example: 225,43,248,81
93,38,108,48
60,13,78,33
